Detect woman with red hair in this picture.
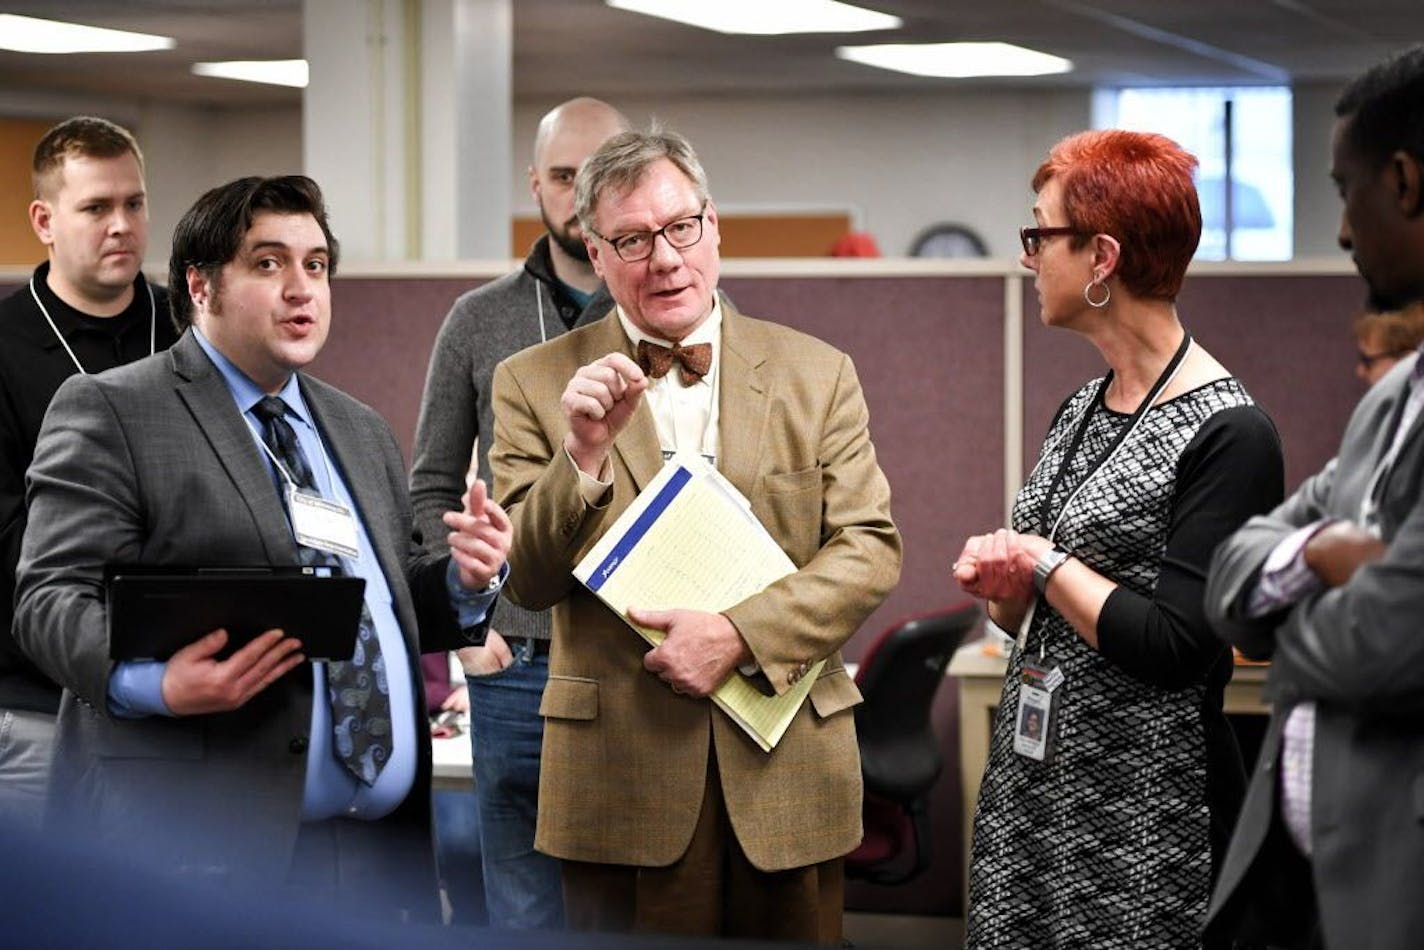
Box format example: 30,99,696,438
953,130,1285,947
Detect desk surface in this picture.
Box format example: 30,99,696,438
431,721,473,790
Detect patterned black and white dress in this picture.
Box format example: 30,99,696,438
966,376,1283,949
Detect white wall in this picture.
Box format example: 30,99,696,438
2,83,1352,267
138,104,304,272
0,88,305,274
511,90,1091,258
1293,80,1350,259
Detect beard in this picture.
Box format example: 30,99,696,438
540,202,589,263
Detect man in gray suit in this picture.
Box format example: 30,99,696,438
1204,45,1424,950
13,176,512,921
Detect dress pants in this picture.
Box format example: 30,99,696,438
286,815,441,924
561,737,845,944
0,708,56,832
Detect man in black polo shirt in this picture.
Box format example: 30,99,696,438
0,116,178,828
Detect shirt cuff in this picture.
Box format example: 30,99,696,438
1246,519,1335,617
447,559,507,628
564,446,614,507
107,660,174,718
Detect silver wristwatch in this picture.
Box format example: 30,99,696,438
1033,547,1070,595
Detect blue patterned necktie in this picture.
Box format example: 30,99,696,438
253,395,391,785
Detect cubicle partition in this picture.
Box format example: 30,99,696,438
1023,269,1369,489
304,259,1376,918
0,258,1369,917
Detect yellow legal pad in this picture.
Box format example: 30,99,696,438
573,455,824,752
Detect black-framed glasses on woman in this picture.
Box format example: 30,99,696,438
1019,225,1080,257
591,205,707,263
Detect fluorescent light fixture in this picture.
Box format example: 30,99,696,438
192,60,309,89
0,13,174,54
836,42,1072,78
606,0,900,35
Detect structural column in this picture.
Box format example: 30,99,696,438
304,0,511,262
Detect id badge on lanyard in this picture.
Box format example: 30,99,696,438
1014,655,1064,763
253,413,363,561
289,486,360,559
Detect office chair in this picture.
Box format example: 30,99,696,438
845,602,980,886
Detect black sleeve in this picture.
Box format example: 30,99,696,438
1096,405,1285,689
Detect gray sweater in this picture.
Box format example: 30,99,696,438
410,236,612,640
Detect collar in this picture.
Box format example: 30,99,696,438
615,295,723,357
523,234,558,286
525,233,604,313
191,326,312,427
29,260,152,345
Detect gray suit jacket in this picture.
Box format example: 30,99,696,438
12,331,474,895
1204,354,1424,950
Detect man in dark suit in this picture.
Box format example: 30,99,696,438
1204,45,1424,950
0,116,180,828
13,176,511,921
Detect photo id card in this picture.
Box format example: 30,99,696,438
289,487,360,559
1013,656,1063,763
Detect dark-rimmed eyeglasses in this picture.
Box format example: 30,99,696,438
1357,348,1411,370
591,205,707,263
1019,225,1081,257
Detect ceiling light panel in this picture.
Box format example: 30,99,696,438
0,14,174,54
191,60,310,89
836,42,1073,78
606,0,901,35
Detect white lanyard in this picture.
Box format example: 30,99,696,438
246,407,361,560
245,405,337,497
534,282,549,344
30,275,156,375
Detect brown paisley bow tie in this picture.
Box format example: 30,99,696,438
635,339,713,384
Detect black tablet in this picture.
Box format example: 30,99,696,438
106,565,366,662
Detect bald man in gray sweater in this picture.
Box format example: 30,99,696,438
409,97,629,929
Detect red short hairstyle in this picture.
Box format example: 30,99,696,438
1032,130,1201,301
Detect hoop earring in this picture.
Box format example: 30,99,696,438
1084,279,1111,308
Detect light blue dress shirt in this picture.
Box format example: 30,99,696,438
108,328,499,821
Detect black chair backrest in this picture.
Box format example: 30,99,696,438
854,602,980,802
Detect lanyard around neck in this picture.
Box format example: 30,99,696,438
1036,332,1193,541
29,275,157,375
246,404,337,496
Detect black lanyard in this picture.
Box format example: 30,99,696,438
1037,332,1193,537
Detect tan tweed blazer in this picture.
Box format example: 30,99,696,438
490,305,901,871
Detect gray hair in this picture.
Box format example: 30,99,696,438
574,124,710,235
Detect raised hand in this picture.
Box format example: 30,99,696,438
560,352,649,476
443,479,513,591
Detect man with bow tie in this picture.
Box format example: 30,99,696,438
489,127,901,943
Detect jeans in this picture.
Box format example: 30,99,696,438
432,790,486,925
466,641,562,929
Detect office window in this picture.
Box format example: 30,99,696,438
1093,87,1292,261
